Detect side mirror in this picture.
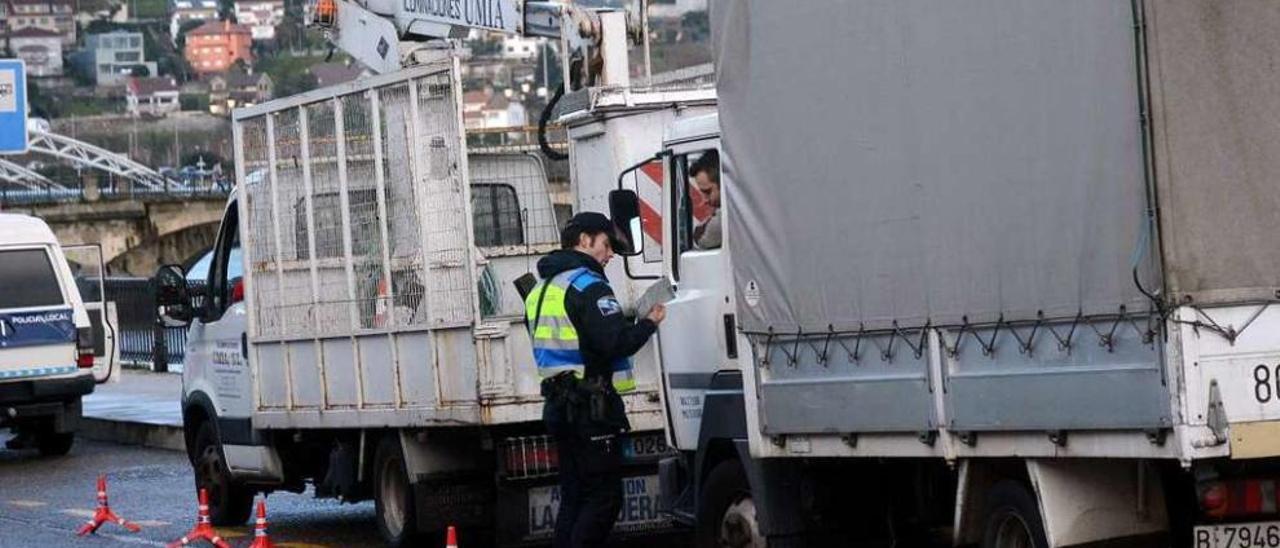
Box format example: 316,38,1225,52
609,189,643,257
154,264,193,326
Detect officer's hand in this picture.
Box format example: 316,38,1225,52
647,304,667,324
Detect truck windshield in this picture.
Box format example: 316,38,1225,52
0,248,65,309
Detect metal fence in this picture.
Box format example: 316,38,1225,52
238,63,476,341
104,277,201,368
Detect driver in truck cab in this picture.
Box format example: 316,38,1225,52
525,212,666,547
689,150,722,250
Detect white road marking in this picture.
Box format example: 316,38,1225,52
0,513,167,546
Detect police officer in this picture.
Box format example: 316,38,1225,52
525,212,666,547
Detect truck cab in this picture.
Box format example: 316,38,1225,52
610,114,761,546
165,188,267,525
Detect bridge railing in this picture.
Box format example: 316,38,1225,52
0,179,233,206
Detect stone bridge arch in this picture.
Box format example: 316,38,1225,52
17,197,227,277
106,221,221,276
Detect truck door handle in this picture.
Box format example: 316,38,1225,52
241,332,248,360
724,314,738,359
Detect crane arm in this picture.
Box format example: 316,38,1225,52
309,0,609,76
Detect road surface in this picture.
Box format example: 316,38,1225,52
0,432,681,547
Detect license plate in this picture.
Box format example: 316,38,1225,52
1194,522,1280,548
621,433,669,459
1200,358,1280,423
527,475,668,536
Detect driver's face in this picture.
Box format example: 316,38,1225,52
694,171,720,208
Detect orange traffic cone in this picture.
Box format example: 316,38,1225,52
247,498,274,548
76,475,141,535
167,489,231,548
445,525,458,548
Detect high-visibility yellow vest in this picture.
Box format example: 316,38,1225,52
524,267,637,393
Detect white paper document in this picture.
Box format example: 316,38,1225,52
634,278,675,320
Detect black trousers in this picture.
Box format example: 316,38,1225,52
553,423,623,547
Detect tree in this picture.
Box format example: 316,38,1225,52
218,0,235,21
274,69,318,97
27,79,58,119
158,54,191,81
36,164,82,187
84,20,125,34
255,55,319,97
179,93,210,111
467,36,502,57
276,0,326,52
130,65,151,77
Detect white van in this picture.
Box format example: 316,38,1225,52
0,213,96,456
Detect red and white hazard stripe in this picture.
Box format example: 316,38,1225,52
635,159,715,251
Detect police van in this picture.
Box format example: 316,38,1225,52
0,213,97,456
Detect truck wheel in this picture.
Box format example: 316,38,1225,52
374,434,420,547
981,480,1048,548
193,421,253,526
35,431,74,457
697,460,766,548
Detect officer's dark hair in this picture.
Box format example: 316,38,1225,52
561,225,608,249
689,150,720,185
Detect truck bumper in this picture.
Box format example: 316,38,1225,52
0,374,92,433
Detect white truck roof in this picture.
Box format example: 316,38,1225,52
0,213,59,246
663,113,719,146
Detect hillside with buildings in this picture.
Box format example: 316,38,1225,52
0,0,709,182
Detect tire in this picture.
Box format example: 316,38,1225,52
192,421,253,526
35,431,74,457
696,460,766,548
374,434,420,547
981,480,1048,548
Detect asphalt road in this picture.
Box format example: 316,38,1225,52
0,433,685,548
0,433,383,548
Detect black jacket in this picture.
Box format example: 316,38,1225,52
535,250,657,380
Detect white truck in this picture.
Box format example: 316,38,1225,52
604,2,1280,547
157,3,716,545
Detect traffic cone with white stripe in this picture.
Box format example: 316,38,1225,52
247,498,274,548
76,475,141,535
445,525,458,548
167,488,230,548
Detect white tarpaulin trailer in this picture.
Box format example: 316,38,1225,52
1146,1,1280,306
714,0,1280,439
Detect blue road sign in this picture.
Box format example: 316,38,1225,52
0,60,27,155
